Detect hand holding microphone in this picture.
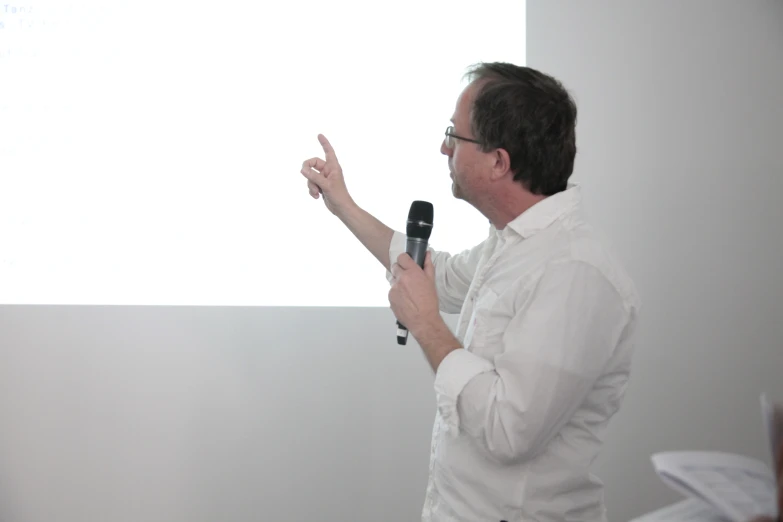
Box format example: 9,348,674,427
389,201,435,345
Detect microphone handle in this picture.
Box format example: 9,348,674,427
397,237,429,345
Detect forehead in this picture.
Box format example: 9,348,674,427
451,82,479,127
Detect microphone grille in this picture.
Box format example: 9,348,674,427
407,200,433,240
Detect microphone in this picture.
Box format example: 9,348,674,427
397,200,434,345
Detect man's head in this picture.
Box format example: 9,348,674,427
441,63,577,222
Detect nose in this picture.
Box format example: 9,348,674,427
440,138,452,156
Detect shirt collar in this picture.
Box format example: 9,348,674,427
493,183,582,240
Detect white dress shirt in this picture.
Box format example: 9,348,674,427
387,184,640,522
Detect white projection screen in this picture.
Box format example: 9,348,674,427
0,1,526,306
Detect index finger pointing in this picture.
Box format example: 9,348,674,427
318,134,338,161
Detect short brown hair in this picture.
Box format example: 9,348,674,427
465,63,577,196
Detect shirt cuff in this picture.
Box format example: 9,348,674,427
385,230,407,284
434,349,495,435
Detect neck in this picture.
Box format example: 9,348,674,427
482,185,547,230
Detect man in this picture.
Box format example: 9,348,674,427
300,62,640,522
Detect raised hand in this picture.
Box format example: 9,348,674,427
300,134,355,215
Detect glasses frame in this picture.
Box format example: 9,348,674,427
444,125,482,149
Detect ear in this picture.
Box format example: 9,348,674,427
489,148,512,182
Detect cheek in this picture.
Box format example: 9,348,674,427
452,150,467,174
452,147,466,165
453,151,477,181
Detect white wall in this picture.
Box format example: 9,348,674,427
1,2,782,522
0,306,444,522
527,0,783,520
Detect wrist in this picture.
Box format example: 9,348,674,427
414,317,462,372
409,311,447,339
333,197,359,221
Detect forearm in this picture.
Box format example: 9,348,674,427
413,318,463,372
335,202,395,271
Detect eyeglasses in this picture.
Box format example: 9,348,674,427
444,125,482,149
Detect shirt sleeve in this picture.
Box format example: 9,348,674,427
433,259,632,464
386,230,487,314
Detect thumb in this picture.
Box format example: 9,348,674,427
424,251,435,279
